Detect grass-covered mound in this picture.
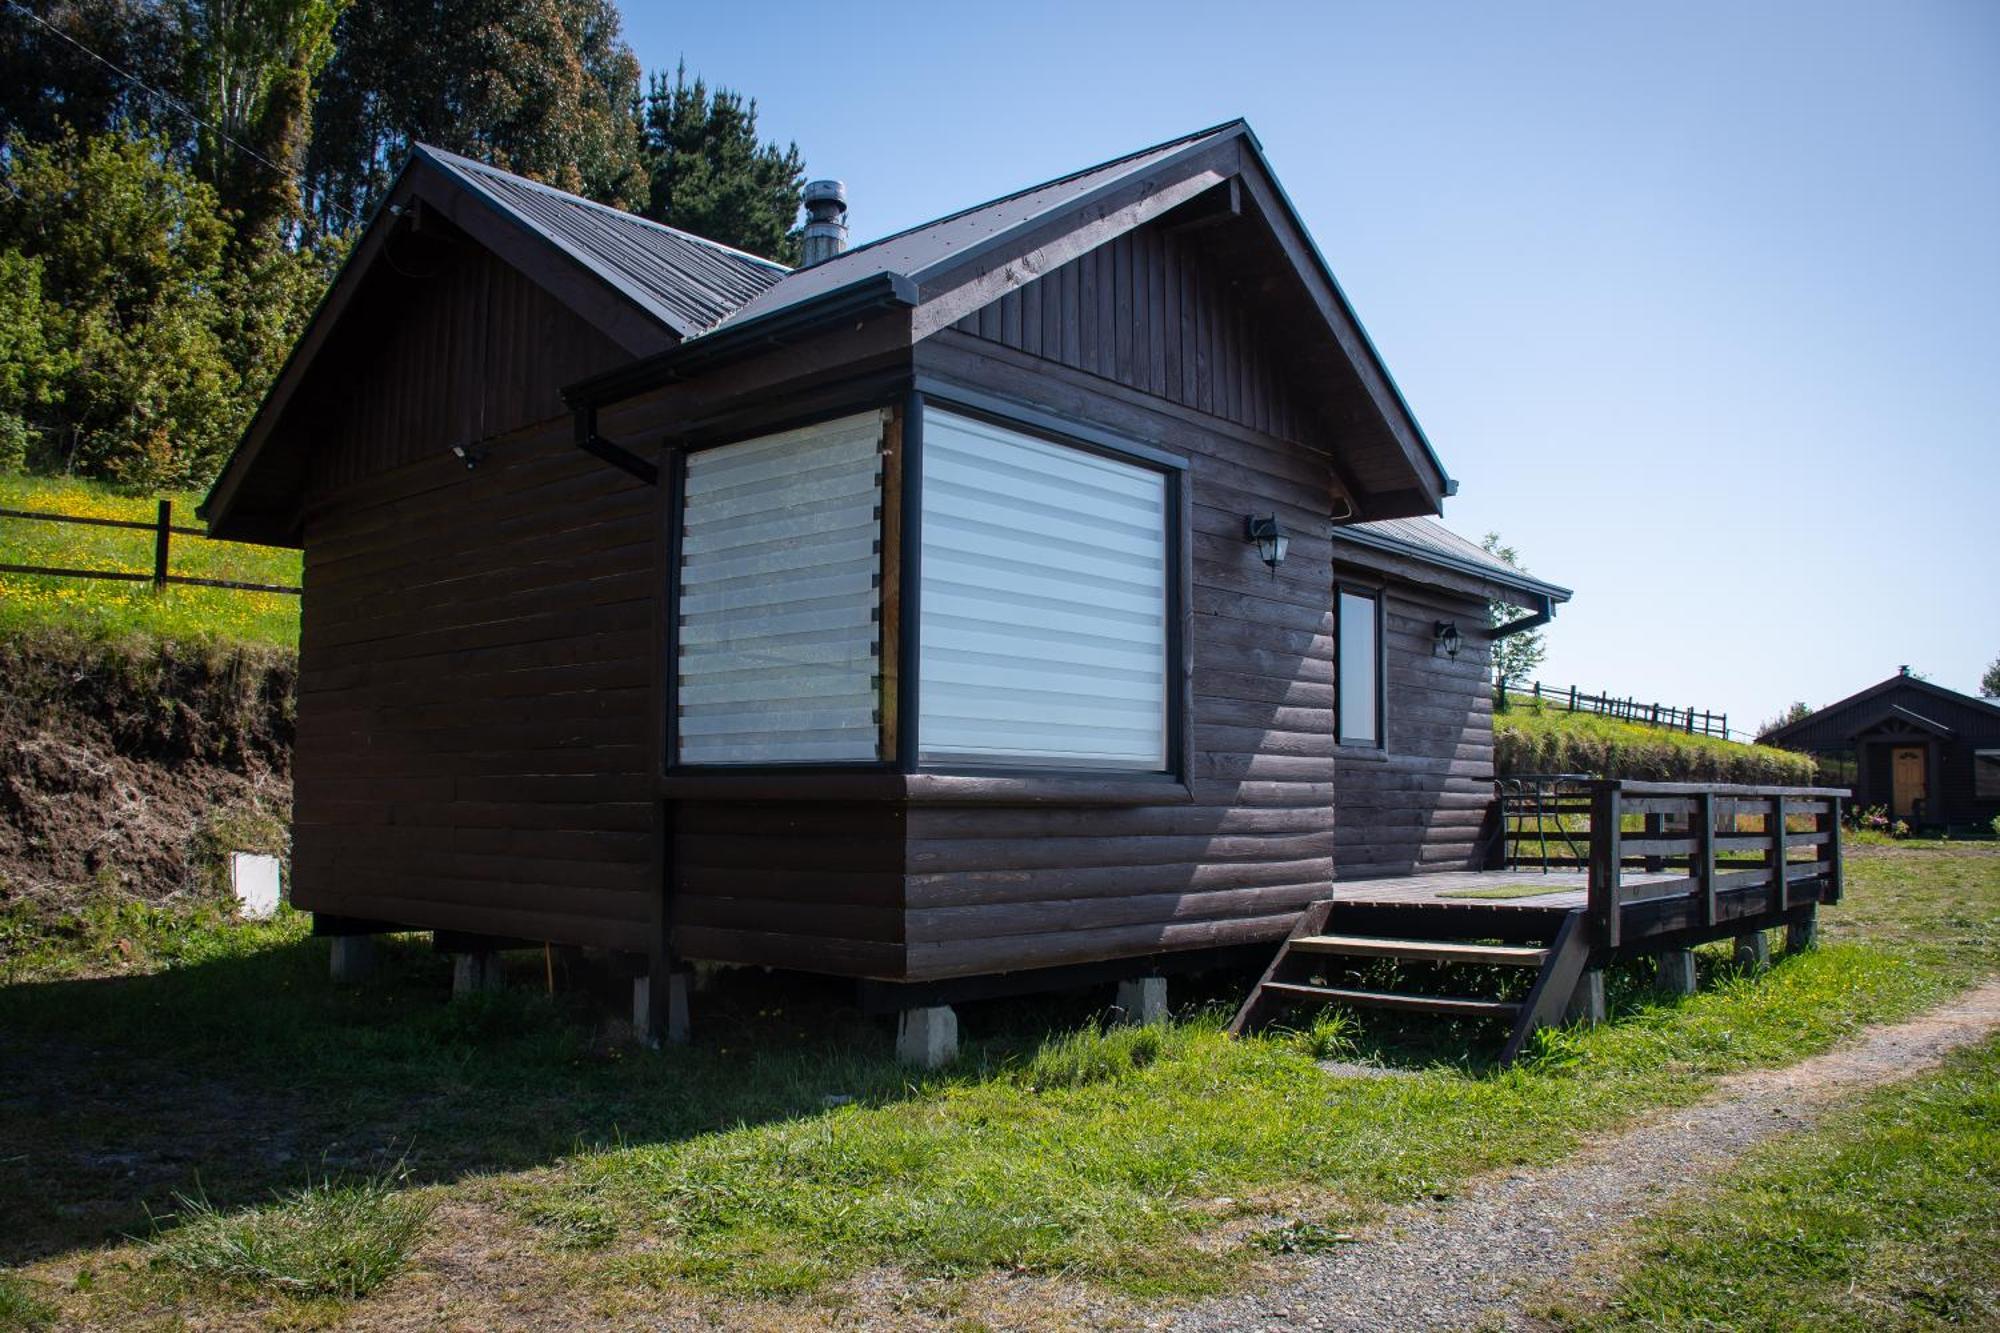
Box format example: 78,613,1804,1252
0,473,299,648
1496,699,1816,786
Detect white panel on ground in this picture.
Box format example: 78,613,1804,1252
678,410,885,764
230,852,282,919
919,409,1168,770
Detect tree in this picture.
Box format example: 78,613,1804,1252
303,0,646,231
1481,532,1547,691
1759,701,1812,737
641,63,804,263
0,127,332,488
1983,656,2000,699
0,1,181,148
174,0,348,242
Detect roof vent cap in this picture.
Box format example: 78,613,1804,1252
801,179,848,267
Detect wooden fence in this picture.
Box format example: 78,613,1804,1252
1503,679,1728,739
0,500,299,596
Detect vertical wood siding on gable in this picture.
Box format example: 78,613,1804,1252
952,221,1312,447
308,244,629,492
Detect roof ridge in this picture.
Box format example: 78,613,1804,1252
820,118,1247,269
413,143,792,274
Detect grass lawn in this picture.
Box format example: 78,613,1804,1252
1547,1032,2000,1329
0,472,299,647
0,844,1994,1327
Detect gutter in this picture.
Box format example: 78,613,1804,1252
1490,594,1555,639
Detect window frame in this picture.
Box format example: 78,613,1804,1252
904,385,1191,782
1335,583,1386,750
1976,748,2000,801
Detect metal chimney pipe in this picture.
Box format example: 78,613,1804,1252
800,179,848,266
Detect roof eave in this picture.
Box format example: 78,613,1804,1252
1330,523,1572,603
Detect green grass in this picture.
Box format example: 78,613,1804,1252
1,844,1994,1319
0,472,299,647
1549,1033,2000,1330
1497,697,1816,785
146,1168,435,1301
0,1272,55,1330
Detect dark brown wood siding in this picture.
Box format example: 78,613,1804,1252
1330,581,1497,879
950,218,1314,446
305,241,628,492
900,329,1338,979
288,230,653,949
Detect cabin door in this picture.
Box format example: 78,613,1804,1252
1891,745,1927,819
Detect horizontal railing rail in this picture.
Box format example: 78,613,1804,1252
0,500,300,596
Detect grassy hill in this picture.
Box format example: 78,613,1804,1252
1497,698,1816,785
0,473,299,647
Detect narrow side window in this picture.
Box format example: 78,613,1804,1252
1337,588,1381,748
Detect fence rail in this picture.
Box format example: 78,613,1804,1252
1503,679,1728,739
0,501,299,596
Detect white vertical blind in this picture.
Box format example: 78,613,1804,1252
919,409,1168,769
677,411,884,764
1337,589,1379,746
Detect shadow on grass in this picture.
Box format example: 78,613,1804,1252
0,931,1263,1267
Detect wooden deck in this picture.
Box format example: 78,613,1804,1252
1329,868,1688,913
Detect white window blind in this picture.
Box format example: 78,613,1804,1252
1338,589,1380,746
919,409,1168,769
677,411,884,764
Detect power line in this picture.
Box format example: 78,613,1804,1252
1,0,367,231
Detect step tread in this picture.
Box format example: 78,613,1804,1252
1259,981,1522,1018
1289,934,1551,966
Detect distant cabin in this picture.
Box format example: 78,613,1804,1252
201,120,1570,1020
1761,670,2000,829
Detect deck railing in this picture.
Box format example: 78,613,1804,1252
1501,777,1847,949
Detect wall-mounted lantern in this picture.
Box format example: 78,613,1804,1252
1244,514,1289,572
1434,619,1463,659
451,443,485,470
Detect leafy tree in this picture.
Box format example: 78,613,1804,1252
1758,701,1812,737
0,128,333,488
1983,656,2000,699
0,0,181,147
1481,532,1547,690
303,0,646,231
174,0,348,241
641,63,804,263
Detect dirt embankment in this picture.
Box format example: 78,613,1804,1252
0,631,295,911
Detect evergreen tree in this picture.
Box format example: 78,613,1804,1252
1982,656,2000,699
1481,532,1548,692
304,0,646,230
641,63,804,263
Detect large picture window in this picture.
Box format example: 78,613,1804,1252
675,411,884,765
918,409,1169,770
1337,587,1382,747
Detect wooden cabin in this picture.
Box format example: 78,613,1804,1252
201,120,1575,1033
1761,669,2000,830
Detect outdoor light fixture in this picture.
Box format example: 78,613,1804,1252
1245,514,1289,572
1434,620,1463,658
451,443,485,470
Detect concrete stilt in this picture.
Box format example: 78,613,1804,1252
633,971,691,1047
329,935,375,984
895,1005,958,1069
1653,948,1698,997
1733,930,1771,972
1564,969,1607,1026
1786,906,1819,955
451,951,503,997
1115,976,1169,1026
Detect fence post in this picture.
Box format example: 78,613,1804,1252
1771,795,1789,913
1588,781,1623,949
1695,791,1717,926
1569,685,1577,712
152,499,171,592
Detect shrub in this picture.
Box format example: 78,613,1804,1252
147,1168,434,1299
1496,706,1815,785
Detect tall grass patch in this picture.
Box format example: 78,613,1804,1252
1496,701,1814,784
147,1169,434,1300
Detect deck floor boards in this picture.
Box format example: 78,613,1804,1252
1328,868,1688,911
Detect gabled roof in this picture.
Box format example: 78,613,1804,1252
418,146,786,338
1761,672,2000,746
1332,516,1572,605
710,123,1236,332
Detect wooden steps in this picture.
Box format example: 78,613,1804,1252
1230,901,1593,1066
1287,935,1550,968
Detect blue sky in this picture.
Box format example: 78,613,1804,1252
623,1,1998,734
